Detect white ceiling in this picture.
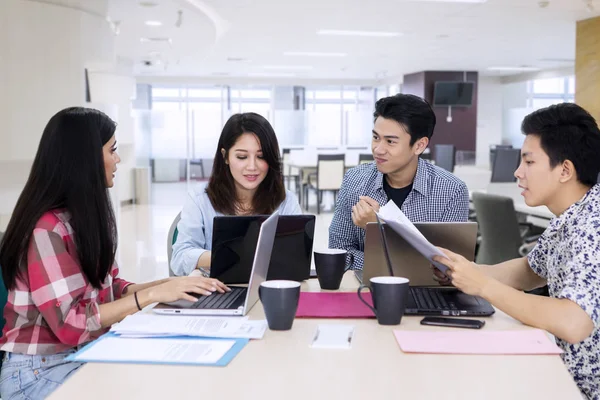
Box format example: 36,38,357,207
49,0,600,82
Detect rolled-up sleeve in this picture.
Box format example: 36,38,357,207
111,264,133,299
28,229,104,346
171,190,210,276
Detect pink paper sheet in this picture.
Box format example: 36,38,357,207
393,329,563,355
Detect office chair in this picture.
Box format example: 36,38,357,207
358,154,374,164
305,154,345,214
167,212,182,277
491,148,520,183
472,192,540,265
433,144,455,172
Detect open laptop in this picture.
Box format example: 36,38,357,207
358,220,495,317
210,215,315,284
153,211,279,316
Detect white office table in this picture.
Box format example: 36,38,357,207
50,272,580,400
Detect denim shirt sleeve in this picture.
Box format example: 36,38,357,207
171,188,210,276
279,190,302,215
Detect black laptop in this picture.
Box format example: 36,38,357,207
210,215,315,284
354,215,495,317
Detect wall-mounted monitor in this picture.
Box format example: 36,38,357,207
433,81,474,107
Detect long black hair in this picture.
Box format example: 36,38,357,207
0,107,118,290
206,112,286,215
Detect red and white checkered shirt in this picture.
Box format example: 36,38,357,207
0,210,133,355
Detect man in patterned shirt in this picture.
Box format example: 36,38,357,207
434,103,600,400
329,94,469,270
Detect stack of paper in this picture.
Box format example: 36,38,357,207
110,314,267,340
67,333,249,367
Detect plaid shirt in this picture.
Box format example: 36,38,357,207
329,158,469,270
0,210,132,355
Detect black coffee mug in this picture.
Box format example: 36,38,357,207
259,280,301,331
357,276,410,325
314,249,347,290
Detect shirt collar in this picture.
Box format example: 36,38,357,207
546,184,600,233
375,157,429,196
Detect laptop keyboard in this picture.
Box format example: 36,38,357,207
411,287,457,311
191,287,247,309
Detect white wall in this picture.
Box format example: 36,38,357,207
0,0,114,161
475,77,504,167
88,72,137,202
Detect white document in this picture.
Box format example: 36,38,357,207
310,324,354,349
377,201,450,273
110,314,248,338
72,336,235,364
114,318,268,340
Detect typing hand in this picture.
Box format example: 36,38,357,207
351,196,380,229
432,248,490,297
149,277,230,303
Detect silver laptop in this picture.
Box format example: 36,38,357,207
362,222,478,285
153,211,279,316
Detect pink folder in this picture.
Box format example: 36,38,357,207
295,292,375,318
393,329,563,355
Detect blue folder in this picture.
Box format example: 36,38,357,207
66,332,249,367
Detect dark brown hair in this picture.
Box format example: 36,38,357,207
206,113,286,214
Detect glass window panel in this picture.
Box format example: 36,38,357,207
152,88,181,97
532,78,565,94
532,98,565,109
152,102,181,111
568,76,575,95
314,90,342,100
187,88,223,98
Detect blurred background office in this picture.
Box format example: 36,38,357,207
0,0,599,284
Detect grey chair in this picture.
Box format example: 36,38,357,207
167,212,182,277
472,192,539,265
490,148,520,183
434,144,455,172
358,154,374,164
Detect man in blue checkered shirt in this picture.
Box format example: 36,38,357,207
328,94,469,270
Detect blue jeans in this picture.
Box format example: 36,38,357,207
0,350,83,400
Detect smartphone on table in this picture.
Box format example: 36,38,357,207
420,317,485,329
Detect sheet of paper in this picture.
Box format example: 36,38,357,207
117,320,268,340
379,201,424,239
311,324,355,349
111,314,248,337
72,336,236,364
393,329,563,355
382,218,450,272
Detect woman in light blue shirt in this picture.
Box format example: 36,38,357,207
171,112,302,276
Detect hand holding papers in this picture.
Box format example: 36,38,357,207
376,201,450,273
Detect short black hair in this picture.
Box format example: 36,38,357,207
521,103,600,186
373,94,436,146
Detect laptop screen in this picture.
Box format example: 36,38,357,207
211,215,315,284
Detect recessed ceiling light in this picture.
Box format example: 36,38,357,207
145,21,163,27
139,1,158,7
317,29,402,37
227,57,251,62
248,72,297,78
284,51,347,57
140,37,172,44
487,66,541,72
262,65,314,71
